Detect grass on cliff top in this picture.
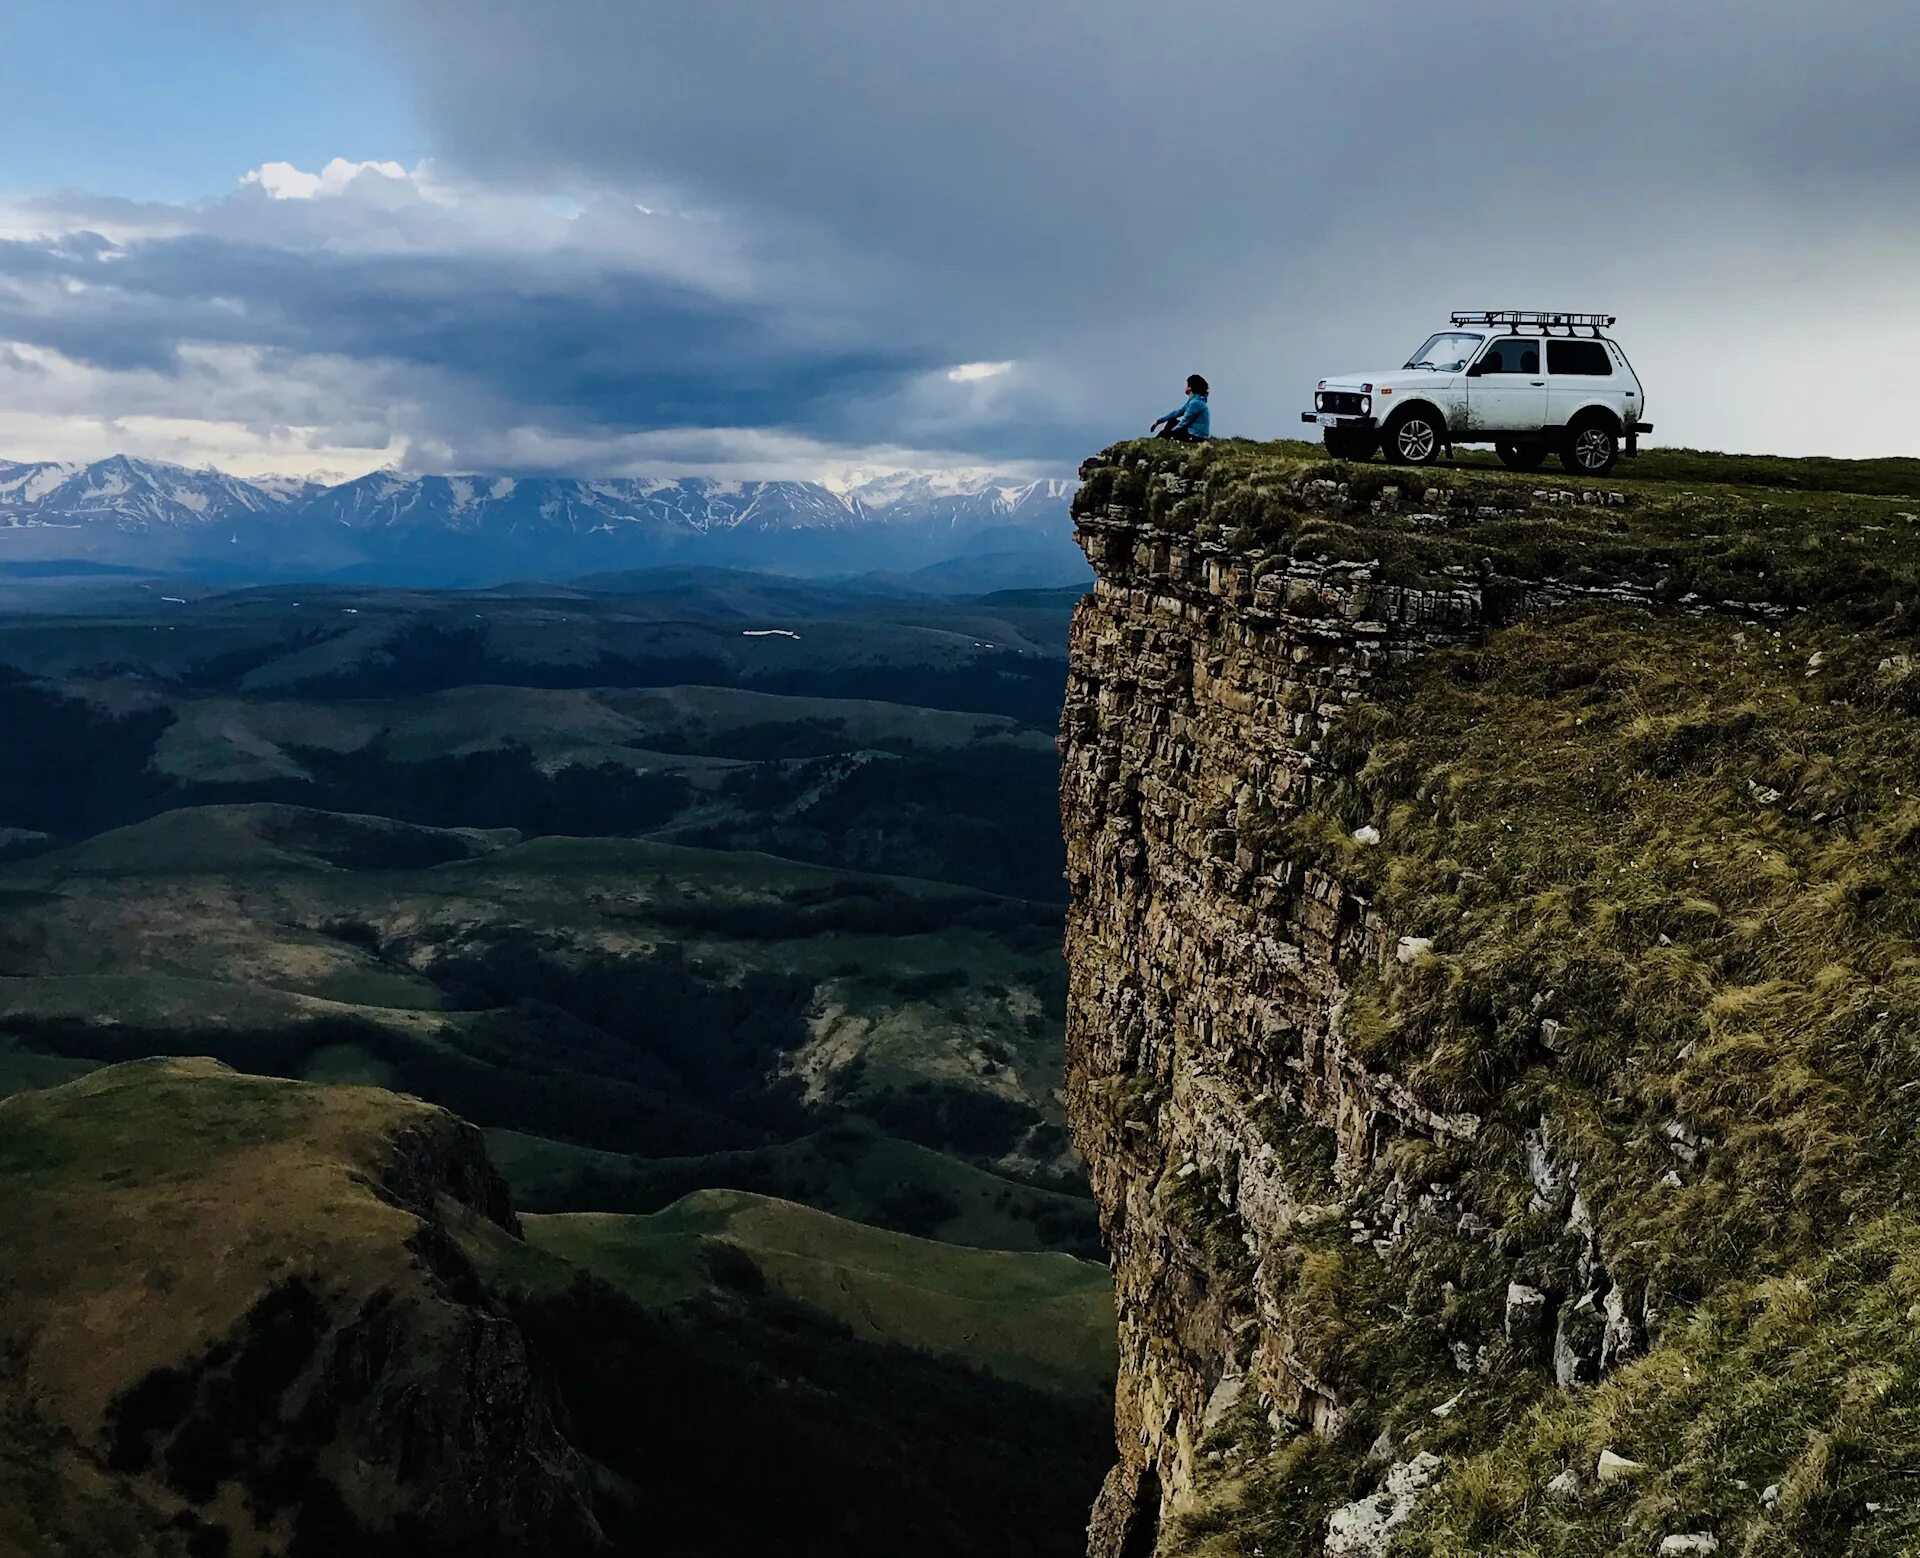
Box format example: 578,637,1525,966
1318,608,1920,1300
1076,438,1920,620
1449,442,1920,498
1224,600,1920,1553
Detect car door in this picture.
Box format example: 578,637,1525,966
1464,337,1549,433
1544,336,1617,429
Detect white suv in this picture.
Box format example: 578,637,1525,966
1302,311,1651,475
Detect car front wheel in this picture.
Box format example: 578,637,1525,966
1495,438,1548,472
1561,419,1619,476
1382,408,1445,467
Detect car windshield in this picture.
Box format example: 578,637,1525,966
1405,332,1483,372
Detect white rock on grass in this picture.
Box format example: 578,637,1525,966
1201,1371,1243,1433
1396,935,1434,964
1596,1450,1644,1484
1325,1452,1443,1558
1600,1286,1638,1372
1545,1468,1581,1501
1352,824,1382,845
1659,1537,1719,1555
1504,1281,1548,1342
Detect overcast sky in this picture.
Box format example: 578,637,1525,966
0,0,1914,480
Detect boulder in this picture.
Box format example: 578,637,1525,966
1544,1468,1581,1501
1554,1292,1605,1388
1504,1281,1549,1348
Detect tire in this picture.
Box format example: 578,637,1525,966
1495,438,1548,472
1382,406,1445,467
1323,428,1376,462
1560,417,1619,476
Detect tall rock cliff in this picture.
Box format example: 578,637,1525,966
1060,440,1920,1556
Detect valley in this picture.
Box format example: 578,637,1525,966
0,565,1110,1556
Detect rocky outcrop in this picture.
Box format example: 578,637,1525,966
1058,446,1720,1554
1064,478,1486,1553
379,1110,524,1236
0,1059,600,1556
1324,1451,1443,1557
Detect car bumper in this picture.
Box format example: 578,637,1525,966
1626,420,1653,457
1302,412,1377,430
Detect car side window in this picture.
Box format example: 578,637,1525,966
1548,340,1613,376
1477,338,1539,375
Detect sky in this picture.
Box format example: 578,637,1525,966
0,0,1915,481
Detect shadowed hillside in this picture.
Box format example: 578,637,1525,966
0,1060,1111,1558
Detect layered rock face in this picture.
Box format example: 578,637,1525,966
1058,442,1920,1556
1062,489,1487,1555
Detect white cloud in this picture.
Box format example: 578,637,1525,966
0,338,1052,485
0,341,406,478
413,420,1057,487
242,157,411,200
946,360,1013,383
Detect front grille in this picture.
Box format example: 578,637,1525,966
1318,391,1367,415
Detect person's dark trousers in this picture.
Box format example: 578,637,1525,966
1155,428,1203,443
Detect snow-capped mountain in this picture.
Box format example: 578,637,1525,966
0,456,1082,586
842,471,1074,514
299,473,868,535
0,455,309,530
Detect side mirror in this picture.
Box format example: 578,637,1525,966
1466,361,1488,378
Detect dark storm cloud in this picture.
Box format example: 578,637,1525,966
0,229,929,435
6,0,1918,469
379,0,1919,316
360,0,1920,457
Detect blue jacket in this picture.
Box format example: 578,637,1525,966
1163,394,1210,437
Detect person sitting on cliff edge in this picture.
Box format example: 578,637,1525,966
1151,375,1210,442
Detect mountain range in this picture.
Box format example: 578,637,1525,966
0,455,1081,586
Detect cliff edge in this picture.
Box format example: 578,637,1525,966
1061,440,1920,1556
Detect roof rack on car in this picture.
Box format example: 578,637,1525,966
1450,309,1616,335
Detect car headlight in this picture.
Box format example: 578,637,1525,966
1360,395,1371,415
1314,392,1325,411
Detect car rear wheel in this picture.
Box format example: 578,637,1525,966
1323,428,1377,462
1495,438,1548,472
1560,418,1619,476
1382,407,1445,467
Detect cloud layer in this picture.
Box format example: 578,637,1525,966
0,158,1068,478
2,0,1917,475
